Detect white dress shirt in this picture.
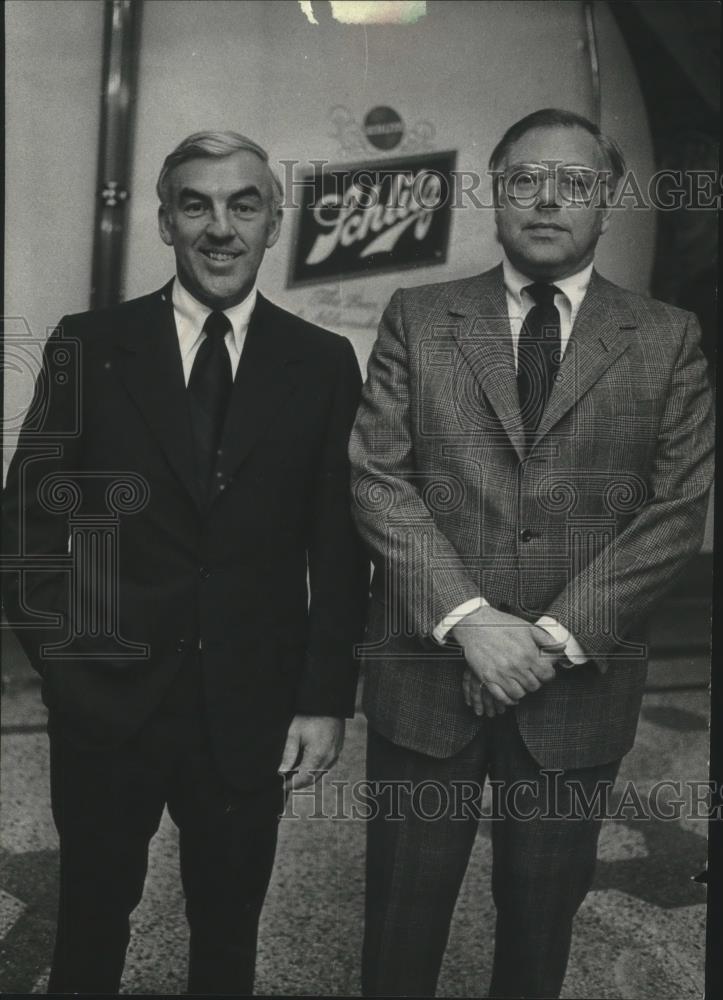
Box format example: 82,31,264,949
503,256,593,365
433,257,595,667
172,277,258,385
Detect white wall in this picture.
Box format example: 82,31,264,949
4,0,104,452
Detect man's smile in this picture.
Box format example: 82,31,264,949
199,247,243,262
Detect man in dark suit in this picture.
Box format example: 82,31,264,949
3,130,367,994
350,109,714,997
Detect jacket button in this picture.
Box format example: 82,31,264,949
199,567,210,579
519,528,537,542
176,639,186,653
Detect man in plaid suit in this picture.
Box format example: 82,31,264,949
349,109,714,997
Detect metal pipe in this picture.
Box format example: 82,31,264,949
583,1,602,126
90,0,142,309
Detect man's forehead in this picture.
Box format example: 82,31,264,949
503,125,603,169
167,151,273,196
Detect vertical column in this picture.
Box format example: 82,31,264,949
90,0,143,309
40,473,150,659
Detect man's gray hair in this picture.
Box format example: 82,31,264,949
156,130,283,211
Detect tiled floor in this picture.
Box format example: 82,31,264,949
0,631,710,997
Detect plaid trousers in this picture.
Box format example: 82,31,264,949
362,715,620,998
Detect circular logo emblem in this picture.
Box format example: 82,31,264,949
363,106,404,151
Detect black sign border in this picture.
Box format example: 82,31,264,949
286,150,458,289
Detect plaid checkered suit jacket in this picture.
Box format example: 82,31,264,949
349,265,714,769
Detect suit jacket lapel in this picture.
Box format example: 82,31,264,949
532,269,635,446
113,281,202,509
208,294,309,504
448,265,527,462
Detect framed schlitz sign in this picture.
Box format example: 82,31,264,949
287,150,457,286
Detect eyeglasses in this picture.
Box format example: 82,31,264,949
496,163,606,205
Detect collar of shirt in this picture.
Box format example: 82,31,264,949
172,276,258,384
502,256,594,364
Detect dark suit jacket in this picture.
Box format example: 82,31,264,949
350,265,714,770
3,281,368,790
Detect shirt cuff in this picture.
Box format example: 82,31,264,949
433,597,490,645
535,615,606,671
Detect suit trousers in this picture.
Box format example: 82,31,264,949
46,654,285,995
362,713,621,998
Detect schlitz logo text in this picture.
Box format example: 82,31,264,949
289,151,456,286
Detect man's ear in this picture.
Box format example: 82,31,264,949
265,208,283,249
598,174,618,235
158,205,174,246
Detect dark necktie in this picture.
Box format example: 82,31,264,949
188,310,233,494
517,282,562,439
